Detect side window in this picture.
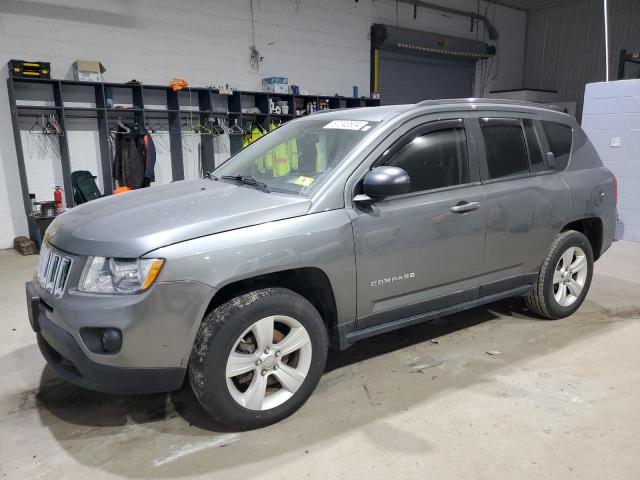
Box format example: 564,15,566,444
523,119,545,173
542,121,572,171
385,128,469,193
480,120,529,179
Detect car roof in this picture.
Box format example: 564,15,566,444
306,98,571,123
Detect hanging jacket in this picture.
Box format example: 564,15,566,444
142,133,156,187
255,123,301,178
243,124,264,148
266,123,284,177
269,123,302,177
112,123,145,189
272,142,290,177
248,125,270,173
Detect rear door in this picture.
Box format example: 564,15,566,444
470,112,570,294
347,115,486,329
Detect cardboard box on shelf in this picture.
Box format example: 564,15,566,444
262,76,288,94
73,60,106,82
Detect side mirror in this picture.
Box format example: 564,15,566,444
354,166,411,204
545,151,557,170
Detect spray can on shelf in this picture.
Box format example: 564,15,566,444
53,186,63,214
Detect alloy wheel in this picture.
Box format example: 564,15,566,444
225,315,312,411
553,246,588,307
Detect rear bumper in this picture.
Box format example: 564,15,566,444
37,310,185,394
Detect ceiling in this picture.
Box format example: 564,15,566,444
493,0,583,11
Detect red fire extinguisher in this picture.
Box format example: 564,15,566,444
54,186,63,214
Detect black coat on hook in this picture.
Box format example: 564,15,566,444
112,122,146,190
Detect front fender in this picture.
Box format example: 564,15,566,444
150,209,357,327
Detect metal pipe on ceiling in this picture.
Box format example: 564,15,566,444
394,0,500,39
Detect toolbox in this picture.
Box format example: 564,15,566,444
8,59,51,79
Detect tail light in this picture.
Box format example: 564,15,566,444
612,171,618,205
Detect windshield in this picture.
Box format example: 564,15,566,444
213,118,381,195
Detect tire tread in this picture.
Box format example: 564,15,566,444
189,288,282,404
525,230,584,319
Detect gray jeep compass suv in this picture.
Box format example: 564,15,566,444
26,99,616,429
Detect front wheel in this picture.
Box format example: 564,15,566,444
525,230,594,319
189,288,328,429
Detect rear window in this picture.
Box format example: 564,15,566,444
542,121,572,171
480,121,529,179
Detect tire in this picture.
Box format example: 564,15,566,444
188,287,328,430
525,230,594,319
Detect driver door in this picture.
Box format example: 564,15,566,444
347,117,486,330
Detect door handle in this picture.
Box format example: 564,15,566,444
450,201,480,214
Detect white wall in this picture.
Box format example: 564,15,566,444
0,0,526,248
583,79,640,241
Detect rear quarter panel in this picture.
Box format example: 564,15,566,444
561,126,616,256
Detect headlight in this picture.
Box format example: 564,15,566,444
79,257,164,293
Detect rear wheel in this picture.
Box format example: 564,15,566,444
525,230,594,319
189,288,328,429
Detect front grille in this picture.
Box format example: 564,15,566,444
36,243,72,296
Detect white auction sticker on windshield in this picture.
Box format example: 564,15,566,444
323,120,369,130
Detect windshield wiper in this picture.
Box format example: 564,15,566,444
221,175,270,193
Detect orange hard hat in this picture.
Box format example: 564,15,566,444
169,78,189,92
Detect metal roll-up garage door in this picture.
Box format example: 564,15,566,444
378,49,474,105
372,24,494,105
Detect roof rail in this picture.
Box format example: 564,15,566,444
415,98,563,112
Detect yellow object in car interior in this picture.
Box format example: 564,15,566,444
293,176,315,187
251,121,331,178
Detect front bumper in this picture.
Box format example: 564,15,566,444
27,275,214,394
37,310,185,394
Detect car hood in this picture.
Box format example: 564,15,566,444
47,178,311,258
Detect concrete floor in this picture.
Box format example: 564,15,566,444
1,242,639,480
